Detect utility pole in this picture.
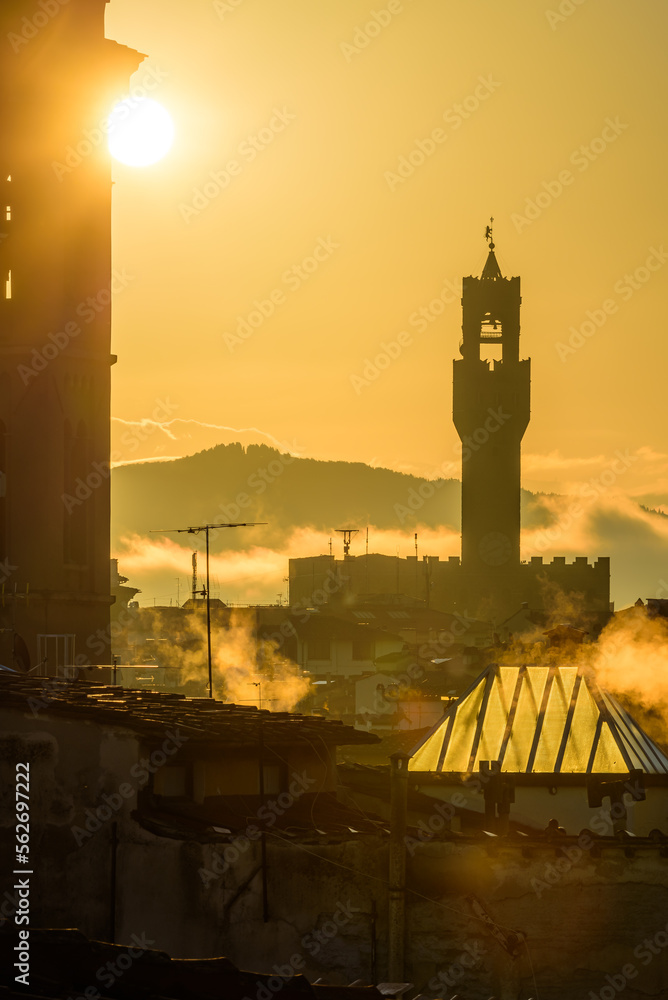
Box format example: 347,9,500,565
151,522,266,697
388,751,409,980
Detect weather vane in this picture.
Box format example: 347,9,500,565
485,216,495,250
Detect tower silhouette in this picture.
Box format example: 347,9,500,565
453,227,530,583
290,228,609,623
0,1,144,670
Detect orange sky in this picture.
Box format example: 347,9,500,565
105,0,668,498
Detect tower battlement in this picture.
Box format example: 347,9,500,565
525,555,610,570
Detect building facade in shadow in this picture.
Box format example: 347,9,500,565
0,1,144,669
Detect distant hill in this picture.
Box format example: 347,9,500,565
111,442,589,551
112,443,668,609
112,443,466,551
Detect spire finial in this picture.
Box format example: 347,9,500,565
485,216,495,251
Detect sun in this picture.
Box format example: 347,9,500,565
107,97,174,167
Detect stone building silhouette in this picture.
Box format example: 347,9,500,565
290,236,610,622
0,1,143,668
454,233,529,583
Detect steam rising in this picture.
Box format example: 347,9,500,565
114,494,668,735
497,587,668,746
115,490,668,610
157,609,311,712
588,609,668,742
114,525,461,604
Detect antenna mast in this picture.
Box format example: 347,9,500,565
336,528,359,557
151,522,267,699
191,552,198,602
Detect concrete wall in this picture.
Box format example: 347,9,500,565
420,781,668,838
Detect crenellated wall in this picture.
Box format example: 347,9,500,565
289,552,611,624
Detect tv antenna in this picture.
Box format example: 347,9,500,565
191,552,199,602
150,522,266,698
336,528,358,556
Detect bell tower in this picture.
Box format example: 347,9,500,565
0,1,144,670
453,224,531,584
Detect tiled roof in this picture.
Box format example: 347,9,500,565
408,664,668,775
0,676,378,747
337,728,432,767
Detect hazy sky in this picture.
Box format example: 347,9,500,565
104,0,667,497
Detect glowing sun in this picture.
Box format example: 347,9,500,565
108,98,174,167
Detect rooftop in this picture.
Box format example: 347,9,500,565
408,663,668,776
0,676,379,748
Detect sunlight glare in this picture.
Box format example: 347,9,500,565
108,97,174,167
